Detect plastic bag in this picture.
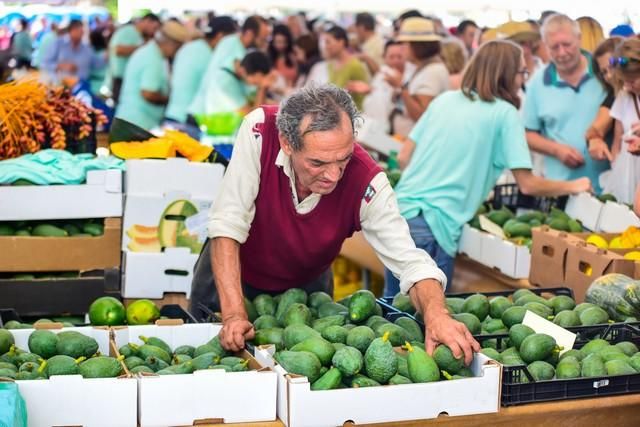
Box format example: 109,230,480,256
0,382,27,427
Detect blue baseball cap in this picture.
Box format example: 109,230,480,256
610,24,634,37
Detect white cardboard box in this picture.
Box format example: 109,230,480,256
255,346,501,427
121,248,198,298
596,201,640,233
480,234,531,279
8,326,137,427
564,193,603,231
125,158,224,198
16,375,138,427
0,169,123,221
458,224,483,261
121,193,213,251
112,323,277,427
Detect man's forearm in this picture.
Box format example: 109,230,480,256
211,237,246,320
408,279,448,322
526,130,558,157
141,90,168,105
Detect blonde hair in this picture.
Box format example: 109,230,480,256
440,38,468,74
461,40,523,109
577,17,605,53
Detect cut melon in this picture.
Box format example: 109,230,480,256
158,200,199,248
127,236,162,253
126,224,159,240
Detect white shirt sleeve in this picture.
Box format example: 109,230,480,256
359,172,448,294
207,108,265,243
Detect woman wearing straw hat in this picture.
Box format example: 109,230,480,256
387,17,449,136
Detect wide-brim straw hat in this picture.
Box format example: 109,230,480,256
483,21,540,43
162,20,190,44
396,17,442,42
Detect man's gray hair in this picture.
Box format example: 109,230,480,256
541,13,581,42
276,84,360,151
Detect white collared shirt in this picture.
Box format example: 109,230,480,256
207,108,447,294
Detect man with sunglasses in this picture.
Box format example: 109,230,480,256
523,14,608,193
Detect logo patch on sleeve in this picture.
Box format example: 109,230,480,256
363,184,377,203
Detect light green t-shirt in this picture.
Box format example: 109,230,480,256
189,34,246,117
328,57,369,110
12,31,32,61
108,23,143,79
33,31,56,68
165,39,212,123
394,90,533,256
205,68,250,115
115,41,168,130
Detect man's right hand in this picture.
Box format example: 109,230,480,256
555,143,585,168
570,177,593,194
57,62,77,73
588,139,613,162
219,313,255,352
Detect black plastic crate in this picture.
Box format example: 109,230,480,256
0,304,198,327
501,323,640,406
377,287,575,318
490,183,567,214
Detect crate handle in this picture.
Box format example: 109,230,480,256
164,269,189,277
578,261,593,277
542,245,555,257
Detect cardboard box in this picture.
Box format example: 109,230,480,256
121,248,198,299
339,231,384,276
565,241,636,302
0,169,123,221
0,269,121,317
125,158,224,197
0,218,121,272
480,234,531,279
458,224,483,261
8,327,137,427
112,323,277,426
564,193,603,231
255,346,501,427
529,227,581,288
596,201,640,233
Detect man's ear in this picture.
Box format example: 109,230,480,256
279,133,294,156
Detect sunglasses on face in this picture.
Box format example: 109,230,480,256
609,56,640,68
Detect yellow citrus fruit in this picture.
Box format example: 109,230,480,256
586,235,609,250
624,251,640,261
585,266,593,276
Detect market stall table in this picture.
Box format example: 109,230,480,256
194,393,640,427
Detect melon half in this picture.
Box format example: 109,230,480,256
126,224,159,240
158,200,199,249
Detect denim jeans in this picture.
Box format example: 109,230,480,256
383,215,454,297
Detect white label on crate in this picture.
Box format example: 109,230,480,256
479,215,506,238
593,379,609,388
523,311,576,356
185,211,209,242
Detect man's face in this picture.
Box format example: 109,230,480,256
281,112,355,196
354,24,367,43
243,71,266,87
141,19,160,39
545,25,581,73
460,25,477,50
322,33,343,59
384,44,407,71
69,26,84,44
254,22,271,49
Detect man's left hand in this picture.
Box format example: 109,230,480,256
425,312,480,366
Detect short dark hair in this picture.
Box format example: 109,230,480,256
326,26,348,47
383,40,403,55
456,20,478,35
242,15,267,35
398,10,423,22
89,29,107,50
241,50,272,75
409,41,441,60
355,13,375,31
206,16,236,38
68,19,83,31
141,13,161,23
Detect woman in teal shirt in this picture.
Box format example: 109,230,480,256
385,40,592,296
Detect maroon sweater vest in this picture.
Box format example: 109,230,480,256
239,105,381,291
